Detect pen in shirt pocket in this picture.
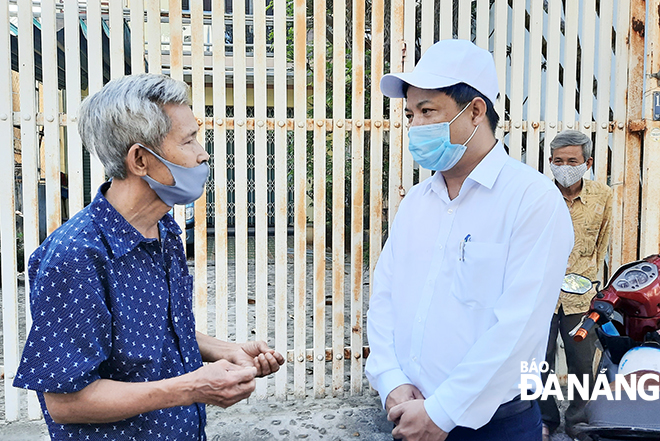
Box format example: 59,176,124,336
459,234,471,261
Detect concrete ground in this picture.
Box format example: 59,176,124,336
0,393,575,441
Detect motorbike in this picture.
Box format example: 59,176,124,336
561,255,660,440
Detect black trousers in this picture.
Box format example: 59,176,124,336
537,306,597,432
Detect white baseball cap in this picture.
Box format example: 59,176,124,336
380,39,499,105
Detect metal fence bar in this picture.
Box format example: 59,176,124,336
212,0,229,342
42,0,61,237
640,0,660,256
622,0,644,263
252,0,269,400
272,0,288,399
493,0,507,141
87,0,105,192
543,0,561,177
525,0,543,169
168,0,187,244
331,0,347,398
109,0,125,80
312,0,327,399
579,0,596,164
1,0,19,421
594,3,613,184
417,0,434,183
65,0,84,216
17,0,41,420
563,0,579,131
401,0,415,192
233,0,249,344
610,0,631,270
508,0,525,160
130,0,145,75
439,0,452,40
192,0,208,334
146,0,161,74
458,0,471,40
369,0,385,303
350,0,365,395
387,0,405,228
292,0,307,398
475,0,489,49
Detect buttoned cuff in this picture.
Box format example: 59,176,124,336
375,369,414,409
424,394,457,434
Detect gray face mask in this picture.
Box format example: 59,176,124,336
139,144,209,207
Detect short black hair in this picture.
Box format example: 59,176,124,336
403,82,500,134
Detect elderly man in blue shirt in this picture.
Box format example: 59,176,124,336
365,39,574,441
14,74,284,440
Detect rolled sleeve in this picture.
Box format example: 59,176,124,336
14,249,112,394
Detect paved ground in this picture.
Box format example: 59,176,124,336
0,393,576,440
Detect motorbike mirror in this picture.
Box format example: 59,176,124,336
562,273,593,295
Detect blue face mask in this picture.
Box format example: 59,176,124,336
407,102,478,172
139,144,209,207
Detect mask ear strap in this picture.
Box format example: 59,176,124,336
463,125,479,146
449,101,473,124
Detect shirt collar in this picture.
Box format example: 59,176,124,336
90,181,182,259
427,141,508,197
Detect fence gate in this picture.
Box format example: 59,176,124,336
1,0,659,423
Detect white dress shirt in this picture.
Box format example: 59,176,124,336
365,142,573,432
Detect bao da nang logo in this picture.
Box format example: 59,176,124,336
519,360,660,401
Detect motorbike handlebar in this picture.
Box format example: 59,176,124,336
573,312,600,342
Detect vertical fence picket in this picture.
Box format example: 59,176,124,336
130,0,145,75
351,0,365,396
0,0,19,422
543,0,561,177
272,0,288,399
331,0,347,397
508,0,524,160
293,0,307,398
595,3,613,184
475,0,489,49
417,0,433,183
233,0,249,344
17,0,41,420
525,0,543,169
610,0,631,270
493,0,507,141
253,0,269,399
192,0,208,334
146,0,161,74
401,0,414,192
387,0,404,227
563,1,579,131
579,0,596,169
109,0,125,80
212,0,229,342
312,0,327,399
458,0,471,40
439,0,452,40
86,0,105,191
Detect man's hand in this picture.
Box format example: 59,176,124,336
187,359,257,408
388,399,448,441
233,341,285,377
385,384,425,414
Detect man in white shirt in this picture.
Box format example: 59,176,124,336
365,39,574,441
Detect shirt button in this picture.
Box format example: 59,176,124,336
438,245,443,250
174,316,179,323
412,356,417,362
447,209,454,214
417,318,422,323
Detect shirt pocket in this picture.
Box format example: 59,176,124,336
451,241,508,309
577,227,599,257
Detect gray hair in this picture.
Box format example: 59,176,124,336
78,74,191,179
549,129,593,161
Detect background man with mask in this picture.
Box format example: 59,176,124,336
539,129,613,440
14,74,284,440
365,39,574,441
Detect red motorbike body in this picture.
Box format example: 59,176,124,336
593,254,660,341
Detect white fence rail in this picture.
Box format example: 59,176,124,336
1,0,659,422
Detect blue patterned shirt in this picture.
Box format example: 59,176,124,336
14,182,206,440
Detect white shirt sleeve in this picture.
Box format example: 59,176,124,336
365,232,414,408
424,187,573,432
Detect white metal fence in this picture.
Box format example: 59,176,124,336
1,0,660,422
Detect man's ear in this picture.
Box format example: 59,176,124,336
586,157,594,170
125,144,149,177
470,97,487,126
